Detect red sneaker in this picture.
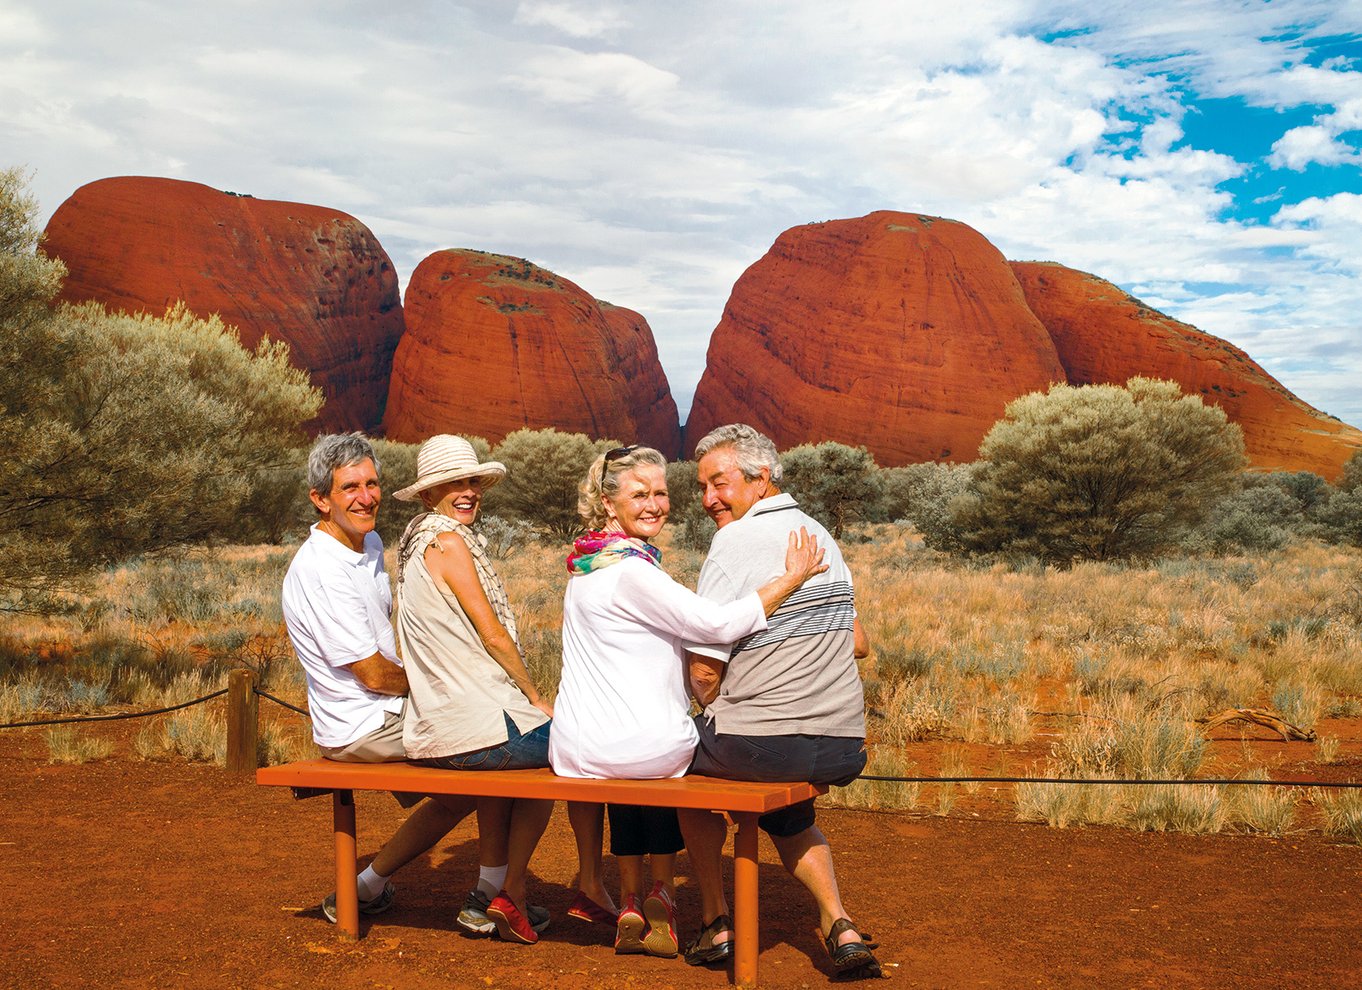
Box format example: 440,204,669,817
486,892,540,945
642,881,679,958
567,890,618,926
614,894,646,955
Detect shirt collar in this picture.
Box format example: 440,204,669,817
309,522,367,563
747,492,798,516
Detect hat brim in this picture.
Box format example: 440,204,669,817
392,462,506,502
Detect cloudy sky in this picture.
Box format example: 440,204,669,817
3,0,1360,427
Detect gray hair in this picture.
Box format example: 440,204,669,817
307,433,381,495
692,423,783,485
578,446,668,531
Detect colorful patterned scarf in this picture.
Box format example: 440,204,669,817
566,530,662,576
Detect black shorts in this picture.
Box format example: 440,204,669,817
607,804,685,857
688,715,866,837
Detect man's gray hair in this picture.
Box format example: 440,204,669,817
307,433,381,494
692,423,783,484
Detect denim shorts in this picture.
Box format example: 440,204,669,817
689,715,866,837
416,712,552,771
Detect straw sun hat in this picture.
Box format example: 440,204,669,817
393,435,506,502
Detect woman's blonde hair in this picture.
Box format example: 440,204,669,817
578,445,668,531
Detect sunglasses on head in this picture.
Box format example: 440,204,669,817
600,445,639,488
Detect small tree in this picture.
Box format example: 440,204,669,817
882,461,975,553
1,168,322,606
492,428,617,539
953,378,1246,563
780,441,882,538
1339,449,1362,494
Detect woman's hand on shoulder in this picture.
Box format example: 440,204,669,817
785,526,828,584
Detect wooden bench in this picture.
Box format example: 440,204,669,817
257,759,825,987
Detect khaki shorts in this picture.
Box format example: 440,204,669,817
320,706,422,809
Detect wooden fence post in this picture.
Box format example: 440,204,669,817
227,668,260,774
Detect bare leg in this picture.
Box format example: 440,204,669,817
475,797,514,886
770,825,861,947
369,794,475,877
618,854,645,903
568,801,615,911
677,808,730,944
502,798,554,911
648,853,677,898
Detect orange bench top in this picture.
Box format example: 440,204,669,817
257,759,825,814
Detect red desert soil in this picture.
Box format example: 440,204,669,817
7,722,1361,990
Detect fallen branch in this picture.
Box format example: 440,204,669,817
1195,707,1317,743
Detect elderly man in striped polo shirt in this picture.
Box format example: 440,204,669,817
678,424,880,978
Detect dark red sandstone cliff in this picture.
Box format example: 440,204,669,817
43,176,403,432
383,250,680,454
1011,261,1362,480
685,211,1068,464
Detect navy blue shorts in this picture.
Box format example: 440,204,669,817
416,712,551,771
688,715,866,837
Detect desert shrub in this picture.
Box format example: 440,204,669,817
1336,450,1362,494
46,726,114,764
880,462,973,553
1315,788,1362,843
780,441,882,538
1315,487,1362,547
1225,770,1297,835
952,378,1245,564
665,459,716,551
2,174,322,609
492,428,617,538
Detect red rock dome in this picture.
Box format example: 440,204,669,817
685,211,1067,464
1011,261,1362,480
383,250,680,454
43,176,403,433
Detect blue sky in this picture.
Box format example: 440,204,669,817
2,1,1359,428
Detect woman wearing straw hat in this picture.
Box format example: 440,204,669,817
392,434,574,946
549,444,827,958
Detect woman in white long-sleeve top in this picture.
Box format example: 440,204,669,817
549,444,826,959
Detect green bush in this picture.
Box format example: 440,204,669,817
492,428,618,538
1,169,322,606
880,462,974,553
780,441,882,538
953,378,1246,564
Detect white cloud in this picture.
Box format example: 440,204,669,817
3,0,1360,427
513,1,627,39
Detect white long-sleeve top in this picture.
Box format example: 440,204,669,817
549,557,768,779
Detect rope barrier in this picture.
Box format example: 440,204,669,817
254,688,310,717
856,774,1362,789
0,688,229,729
2,682,1358,792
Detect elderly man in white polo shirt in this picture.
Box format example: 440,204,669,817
677,424,880,979
282,433,478,924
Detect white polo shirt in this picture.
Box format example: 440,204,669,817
282,525,403,748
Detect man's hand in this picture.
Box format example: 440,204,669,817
345,652,408,696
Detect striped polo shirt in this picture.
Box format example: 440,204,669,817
686,493,866,738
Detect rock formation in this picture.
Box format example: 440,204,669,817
42,176,403,433
1011,261,1362,480
685,211,1067,464
383,250,681,454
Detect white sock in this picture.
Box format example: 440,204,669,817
477,864,508,898
357,865,389,901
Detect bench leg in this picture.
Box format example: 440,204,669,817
333,789,359,939
732,811,760,988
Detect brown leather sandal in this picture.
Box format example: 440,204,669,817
824,918,882,977
684,913,734,966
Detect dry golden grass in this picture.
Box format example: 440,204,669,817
3,526,1360,837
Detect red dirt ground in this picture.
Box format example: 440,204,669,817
6,722,1362,990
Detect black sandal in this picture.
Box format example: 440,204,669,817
824,918,882,977
684,913,734,967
